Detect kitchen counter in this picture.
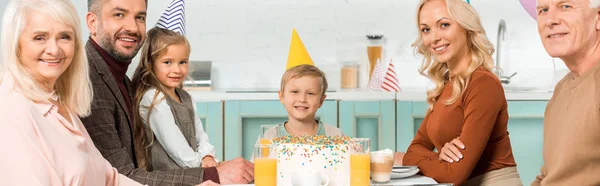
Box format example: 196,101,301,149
187,88,553,101
397,91,553,101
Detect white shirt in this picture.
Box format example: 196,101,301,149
139,89,216,168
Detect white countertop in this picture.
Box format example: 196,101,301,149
397,91,553,101
188,89,395,101
222,175,438,186
187,88,553,101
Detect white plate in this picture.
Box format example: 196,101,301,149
392,166,418,172
391,166,420,179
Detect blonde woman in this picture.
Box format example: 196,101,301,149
394,0,521,185
0,0,143,185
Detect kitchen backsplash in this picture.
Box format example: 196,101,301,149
0,0,568,91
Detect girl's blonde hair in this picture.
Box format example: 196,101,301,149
131,27,191,170
412,0,495,111
0,0,92,116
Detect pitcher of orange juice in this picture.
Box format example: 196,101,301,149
254,143,277,186
350,138,371,186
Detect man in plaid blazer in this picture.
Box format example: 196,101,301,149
81,0,254,185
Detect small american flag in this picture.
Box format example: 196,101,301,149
156,0,186,35
381,60,401,92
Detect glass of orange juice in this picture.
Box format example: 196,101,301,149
258,125,277,157
350,138,371,186
259,125,276,145
254,143,277,186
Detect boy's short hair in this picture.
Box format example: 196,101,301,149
280,64,328,97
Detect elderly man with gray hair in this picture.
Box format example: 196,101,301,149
533,0,600,185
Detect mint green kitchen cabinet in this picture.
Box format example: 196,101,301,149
396,100,546,185
396,101,428,151
194,102,224,161
339,101,396,152
504,101,546,185
194,96,547,184
223,100,338,160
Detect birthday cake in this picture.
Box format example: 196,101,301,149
272,135,351,186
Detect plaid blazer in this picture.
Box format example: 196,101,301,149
81,40,205,186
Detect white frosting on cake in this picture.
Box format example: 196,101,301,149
276,143,350,186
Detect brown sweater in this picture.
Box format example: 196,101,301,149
532,61,600,186
403,68,517,185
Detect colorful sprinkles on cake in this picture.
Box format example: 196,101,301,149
273,135,350,169
272,135,351,145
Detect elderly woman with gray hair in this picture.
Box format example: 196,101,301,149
0,0,142,185
0,0,220,185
